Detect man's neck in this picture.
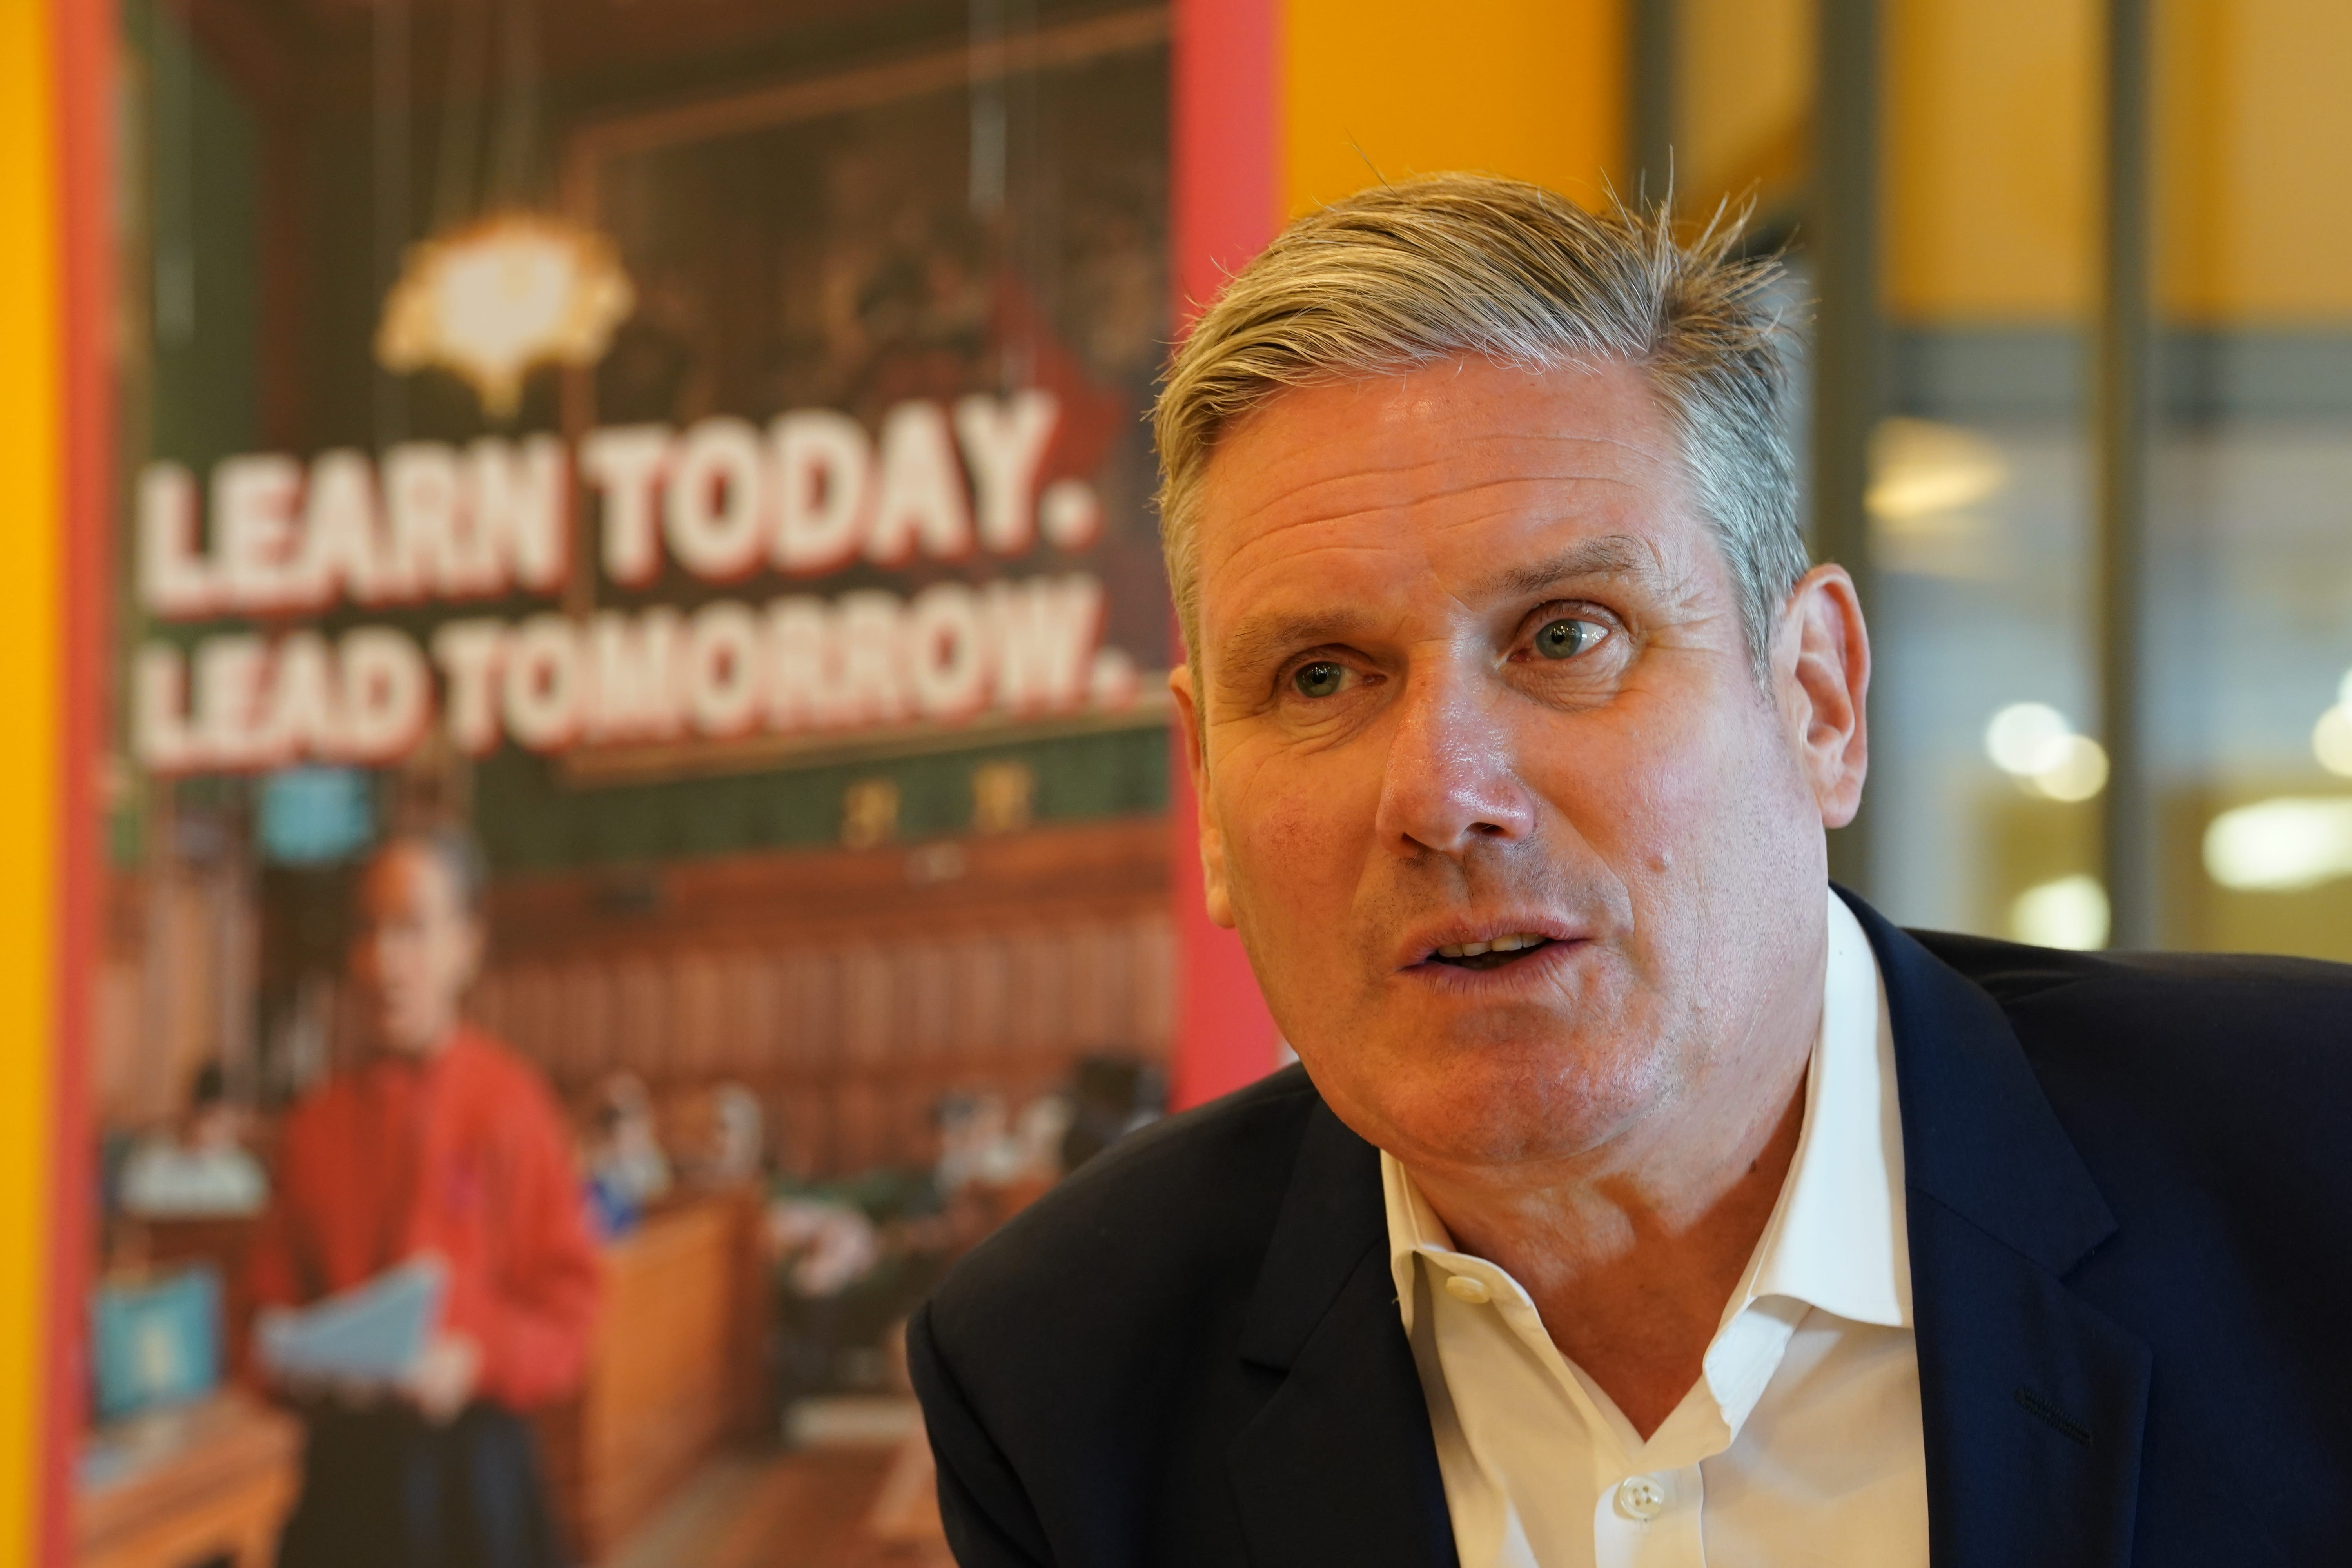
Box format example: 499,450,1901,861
1403,993,1819,1441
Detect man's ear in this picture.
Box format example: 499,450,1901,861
1168,665,1237,929
1775,564,1871,828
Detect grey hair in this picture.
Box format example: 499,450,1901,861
1154,172,1808,678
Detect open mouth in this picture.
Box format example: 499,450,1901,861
1426,934,1555,971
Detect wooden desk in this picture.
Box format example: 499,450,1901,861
77,1390,302,1568
538,1190,771,1563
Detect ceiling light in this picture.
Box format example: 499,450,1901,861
1867,418,2009,521
377,211,635,418
2010,875,2109,950
1985,702,2074,777
2026,734,2109,802
2203,797,2352,892
2315,706,2352,779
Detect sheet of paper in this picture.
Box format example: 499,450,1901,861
253,1256,446,1384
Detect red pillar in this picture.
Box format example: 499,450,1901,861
43,0,111,1559
1167,0,1283,1110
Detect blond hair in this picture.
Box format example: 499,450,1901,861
1154,172,1806,675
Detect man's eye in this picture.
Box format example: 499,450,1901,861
1533,617,1605,660
1292,661,1350,699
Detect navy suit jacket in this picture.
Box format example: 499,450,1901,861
911,895,2352,1564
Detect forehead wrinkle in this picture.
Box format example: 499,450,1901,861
1211,543,1421,679
1475,534,1662,600
1207,465,1663,598
1217,430,1678,532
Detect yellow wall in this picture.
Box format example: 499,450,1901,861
1281,0,1626,214
1677,0,1812,218
2158,0,2352,321
1671,0,2352,322
1884,0,2100,320
0,0,61,1557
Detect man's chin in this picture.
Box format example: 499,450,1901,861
1314,1045,1662,1174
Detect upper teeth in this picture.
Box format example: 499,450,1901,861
1436,933,1546,958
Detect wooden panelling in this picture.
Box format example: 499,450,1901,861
536,1192,771,1564
475,819,1173,1176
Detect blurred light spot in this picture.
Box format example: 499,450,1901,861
1868,419,2009,519
2203,797,2352,892
1867,420,2007,580
2314,706,2352,779
2026,735,2110,802
1985,703,2074,777
1985,704,2108,800
377,212,635,418
2011,875,2110,950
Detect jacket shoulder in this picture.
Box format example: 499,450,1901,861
1906,927,2352,1201
1908,926,2352,1062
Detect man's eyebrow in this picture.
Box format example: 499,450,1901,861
1214,537,1665,677
1218,609,1367,677
1483,535,1658,599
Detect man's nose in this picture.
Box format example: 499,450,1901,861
1372,664,1536,855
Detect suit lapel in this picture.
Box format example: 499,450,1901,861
1228,1102,1460,1568
1224,899,2153,1568
1849,893,2152,1568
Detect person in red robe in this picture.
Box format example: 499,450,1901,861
249,828,600,1568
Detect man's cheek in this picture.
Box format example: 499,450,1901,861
1550,725,1720,861
1234,774,1368,913
1227,805,1356,963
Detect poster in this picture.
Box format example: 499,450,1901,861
91,4,1175,1561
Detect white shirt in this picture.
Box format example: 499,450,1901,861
1384,890,1926,1568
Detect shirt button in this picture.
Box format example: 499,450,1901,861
1442,1274,1492,1305
1614,1475,1668,1522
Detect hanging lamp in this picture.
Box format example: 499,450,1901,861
373,0,633,419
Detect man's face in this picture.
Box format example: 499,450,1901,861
1175,356,1861,1175
348,842,482,1058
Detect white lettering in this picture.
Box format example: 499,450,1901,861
468,436,568,595
380,443,464,601
294,450,384,609
836,591,908,723
138,464,216,618
503,615,583,751
667,418,768,581
132,643,201,771
256,631,343,764
865,402,972,565
987,575,1102,714
432,620,507,755
193,633,270,768
771,411,871,575
954,390,1059,555
339,628,431,762
582,425,672,585
583,608,682,742
684,601,762,737
214,456,303,611
1038,476,1103,551
905,583,988,721
762,597,834,731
